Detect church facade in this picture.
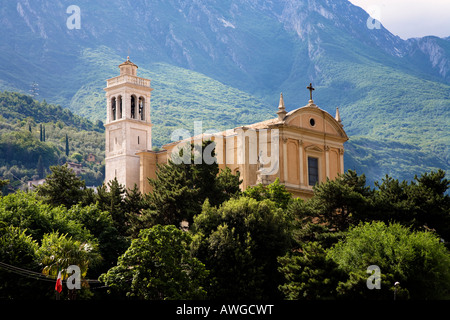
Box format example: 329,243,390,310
104,58,348,199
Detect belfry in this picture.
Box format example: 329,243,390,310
104,57,153,189
104,58,349,199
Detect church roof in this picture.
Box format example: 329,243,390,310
161,93,347,149
119,56,138,68
240,99,322,129
232,97,347,140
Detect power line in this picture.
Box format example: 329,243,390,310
0,261,55,282
0,261,103,284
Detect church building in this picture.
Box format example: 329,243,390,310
104,58,348,199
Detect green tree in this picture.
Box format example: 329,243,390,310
244,178,292,210
0,131,58,167
371,170,450,242
95,178,128,236
412,170,450,242
38,232,102,300
278,241,342,300
67,204,130,277
65,133,69,157
100,225,208,300
327,221,450,299
0,179,9,196
36,164,87,208
37,155,44,179
70,152,83,163
0,225,48,299
287,196,346,249
148,140,241,227
191,196,293,299
0,191,90,242
303,170,372,231
147,158,197,226
124,184,148,238
215,167,242,202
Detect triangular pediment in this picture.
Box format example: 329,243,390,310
304,145,323,152
283,105,348,140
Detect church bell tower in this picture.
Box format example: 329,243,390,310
104,57,153,190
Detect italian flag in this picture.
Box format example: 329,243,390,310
55,270,62,293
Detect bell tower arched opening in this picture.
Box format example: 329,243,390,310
131,95,137,119
139,96,145,120
111,97,117,121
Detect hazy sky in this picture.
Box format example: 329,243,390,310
348,0,450,39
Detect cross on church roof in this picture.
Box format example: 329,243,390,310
307,83,315,101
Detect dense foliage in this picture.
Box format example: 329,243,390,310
99,225,208,300
0,148,449,300
279,169,450,300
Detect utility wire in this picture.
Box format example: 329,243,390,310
0,261,55,282
0,261,103,284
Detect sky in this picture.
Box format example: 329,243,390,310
348,0,450,39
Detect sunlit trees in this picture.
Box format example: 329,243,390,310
99,225,208,300
279,170,450,300
191,196,293,299
0,226,43,299
327,221,450,299
36,164,86,208
243,177,292,210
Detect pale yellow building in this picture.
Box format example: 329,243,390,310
104,58,348,199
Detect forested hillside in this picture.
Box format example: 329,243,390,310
0,91,104,192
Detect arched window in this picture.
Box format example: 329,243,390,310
138,97,145,120
111,97,116,121
118,95,123,119
131,95,136,119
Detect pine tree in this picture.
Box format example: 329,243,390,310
65,134,69,156
148,159,197,226
147,140,241,227
39,124,42,141
36,164,86,208
96,178,128,236
124,184,147,238
37,155,44,179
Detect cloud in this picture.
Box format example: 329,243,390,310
349,0,450,39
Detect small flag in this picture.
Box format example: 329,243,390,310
55,270,63,293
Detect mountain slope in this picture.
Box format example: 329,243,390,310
0,0,448,185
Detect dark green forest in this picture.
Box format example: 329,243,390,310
0,141,449,300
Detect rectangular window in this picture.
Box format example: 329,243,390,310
308,157,319,186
